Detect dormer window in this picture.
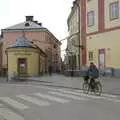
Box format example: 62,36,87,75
25,23,30,27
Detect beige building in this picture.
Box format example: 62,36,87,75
1,16,61,74
86,0,120,76
66,0,120,77
67,0,80,70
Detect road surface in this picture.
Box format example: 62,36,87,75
0,83,119,120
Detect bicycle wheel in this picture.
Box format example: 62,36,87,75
83,82,89,94
94,82,102,96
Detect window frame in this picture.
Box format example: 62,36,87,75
88,51,93,61
109,1,119,21
87,11,95,27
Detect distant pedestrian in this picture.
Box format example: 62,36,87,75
7,71,13,82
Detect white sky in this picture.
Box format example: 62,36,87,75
0,0,73,59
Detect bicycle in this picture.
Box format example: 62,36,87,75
82,76,89,94
83,76,102,95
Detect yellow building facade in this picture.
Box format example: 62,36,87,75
86,0,120,76
87,29,120,68
6,36,47,77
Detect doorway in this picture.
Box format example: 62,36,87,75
17,58,27,76
98,49,105,69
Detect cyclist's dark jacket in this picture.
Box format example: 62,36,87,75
86,66,99,78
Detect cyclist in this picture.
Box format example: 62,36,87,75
86,62,99,90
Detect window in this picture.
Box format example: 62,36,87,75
87,11,94,26
110,1,119,20
25,22,30,27
89,51,93,61
53,44,57,49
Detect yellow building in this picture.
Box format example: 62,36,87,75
86,0,120,76
6,36,47,77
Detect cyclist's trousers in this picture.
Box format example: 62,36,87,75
90,78,95,89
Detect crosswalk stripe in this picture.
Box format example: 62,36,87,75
0,108,24,120
17,95,50,106
63,89,119,99
58,89,81,96
102,94,118,98
49,91,88,100
33,92,70,104
0,97,29,110
75,89,118,98
103,97,120,103
58,89,104,99
74,90,83,93
79,93,120,103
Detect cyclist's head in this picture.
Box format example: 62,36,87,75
90,62,94,66
90,62,96,68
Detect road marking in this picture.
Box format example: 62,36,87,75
5,84,59,91
0,108,24,120
17,95,50,106
74,89,118,98
103,97,120,103
102,94,118,98
33,92,70,104
74,89,83,93
58,89,81,96
0,97,29,110
58,89,103,99
35,86,59,91
79,93,120,103
53,89,120,103
49,91,88,100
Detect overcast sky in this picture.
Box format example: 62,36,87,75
0,0,73,58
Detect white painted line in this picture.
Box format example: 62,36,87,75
102,94,118,98
0,108,24,120
103,98,120,103
85,94,104,99
56,89,119,102
49,91,88,101
0,97,29,110
73,89,118,99
33,92,70,104
79,93,120,103
17,95,50,106
58,89,82,96
36,86,59,91
59,90,105,99
74,89,83,93
74,89,118,98
58,89,104,99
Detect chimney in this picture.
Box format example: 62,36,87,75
26,16,34,21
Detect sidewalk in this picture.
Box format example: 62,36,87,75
0,74,120,95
